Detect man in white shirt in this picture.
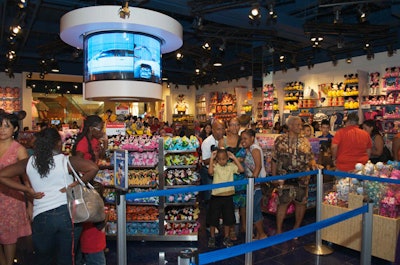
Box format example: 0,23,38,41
200,119,226,202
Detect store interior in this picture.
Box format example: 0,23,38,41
0,1,399,265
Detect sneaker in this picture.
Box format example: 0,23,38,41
208,237,216,248
222,237,233,247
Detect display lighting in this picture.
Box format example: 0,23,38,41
346,57,352,64
279,55,285,63
119,1,130,19
26,72,32,78
195,68,200,75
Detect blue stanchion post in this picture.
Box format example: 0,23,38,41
304,168,333,255
245,177,254,265
361,201,374,265
116,190,127,265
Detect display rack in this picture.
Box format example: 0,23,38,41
99,136,200,241
195,94,208,123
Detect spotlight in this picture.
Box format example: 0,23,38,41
346,57,352,64
366,51,374,60
119,1,130,19
10,25,21,36
202,42,211,50
358,6,367,23
311,35,323,47
219,39,226,52
176,52,184,60
213,61,222,67
279,55,285,63
6,50,16,61
248,3,261,25
26,72,32,78
195,68,200,75
268,4,277,21
50,58,60,72
39,72,45,79
17,0,28,8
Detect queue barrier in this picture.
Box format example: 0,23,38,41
122,169,400,265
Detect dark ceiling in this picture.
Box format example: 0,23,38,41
1,0,400,89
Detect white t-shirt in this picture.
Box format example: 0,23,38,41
201,135,218,165
27,154,74,219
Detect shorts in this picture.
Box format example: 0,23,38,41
277,182,308,205
206,195,235,227
233,192,246,208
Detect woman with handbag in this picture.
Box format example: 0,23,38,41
0,127,99,265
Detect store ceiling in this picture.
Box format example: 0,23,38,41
1,0,400,88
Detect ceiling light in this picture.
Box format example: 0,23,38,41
17,0,28,8
248,3,261,25
213,62,222,67
358,6,367,22
279,55,285,63
176,52,183,60
268,4,277,21
346,57,352,64
10,25,21,35
26,72,32,78
162,77,168,81
202,42,210,50
219,40,226,52
195,68,200,74
6,50,16,61
119,1,130,19
50,58,60,72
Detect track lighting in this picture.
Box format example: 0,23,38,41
6,50,16,61
176,52,183,60
17,0,28,9
248,3,261,25
268,4,277,21
346,57,352,64
119,1,130,19
202,42,211,50
50,58,60,72
279,55,285,63
10,25,21,36
358,6,367,23
311,35,323,47
26,72,32,78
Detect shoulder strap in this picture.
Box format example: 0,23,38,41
67,156,94,189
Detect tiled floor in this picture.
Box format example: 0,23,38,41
16,211,394,265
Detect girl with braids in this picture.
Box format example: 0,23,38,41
72,115,106,162
0,127,99,265
0,111,31,265
71,115,107,265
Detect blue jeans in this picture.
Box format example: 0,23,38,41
82,251,106,265
32,205,82,265
253,189,263,223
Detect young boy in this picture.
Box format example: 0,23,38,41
207,148,244,248
318,119,334,169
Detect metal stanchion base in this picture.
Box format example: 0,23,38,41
304,243,334,255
